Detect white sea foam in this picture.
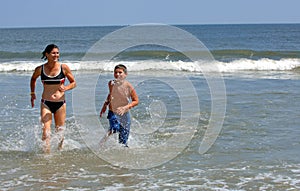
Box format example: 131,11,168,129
216,58,300,72
0,58,300,73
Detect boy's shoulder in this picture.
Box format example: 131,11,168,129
123,80,133,87
109,80,132,86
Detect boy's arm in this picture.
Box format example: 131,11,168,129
100,81,112,117
128,87,139,109
122,83,139,110
100,93,110,117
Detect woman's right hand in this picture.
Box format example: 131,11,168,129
31,94,36,107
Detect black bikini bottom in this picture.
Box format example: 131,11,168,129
41,99,65,113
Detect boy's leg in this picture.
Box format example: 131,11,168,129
108,111,120,133
99,111,120,147
118,112,131,146
99,130,112,146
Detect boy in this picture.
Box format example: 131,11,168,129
100,64,139,147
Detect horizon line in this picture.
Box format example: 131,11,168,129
1,22,300,29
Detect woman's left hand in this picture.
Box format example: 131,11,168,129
59,84,66,92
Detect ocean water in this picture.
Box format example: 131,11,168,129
0,24,300,190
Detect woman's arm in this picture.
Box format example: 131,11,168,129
30,66,42,107
61,64,76,92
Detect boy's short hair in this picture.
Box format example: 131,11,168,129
114,64,127,74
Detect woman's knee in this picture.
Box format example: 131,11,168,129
42,126,51,140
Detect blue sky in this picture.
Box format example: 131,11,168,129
0,0,299,28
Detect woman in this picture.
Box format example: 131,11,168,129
30,44,76,153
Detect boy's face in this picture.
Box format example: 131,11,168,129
114,68,127,81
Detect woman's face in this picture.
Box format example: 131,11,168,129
46,48,59,62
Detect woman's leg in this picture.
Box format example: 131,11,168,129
41,104,52,153
54,103,66,150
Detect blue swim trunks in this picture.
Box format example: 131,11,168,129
107,110,131,145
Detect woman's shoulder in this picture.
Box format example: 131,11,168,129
34,64,43,72
61,63,70,69
31,64,43,78
61,63,72,74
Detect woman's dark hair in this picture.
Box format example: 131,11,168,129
41,44,59,60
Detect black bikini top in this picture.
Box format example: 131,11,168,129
41,64,65,85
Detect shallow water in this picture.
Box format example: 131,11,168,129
0,71,299,190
